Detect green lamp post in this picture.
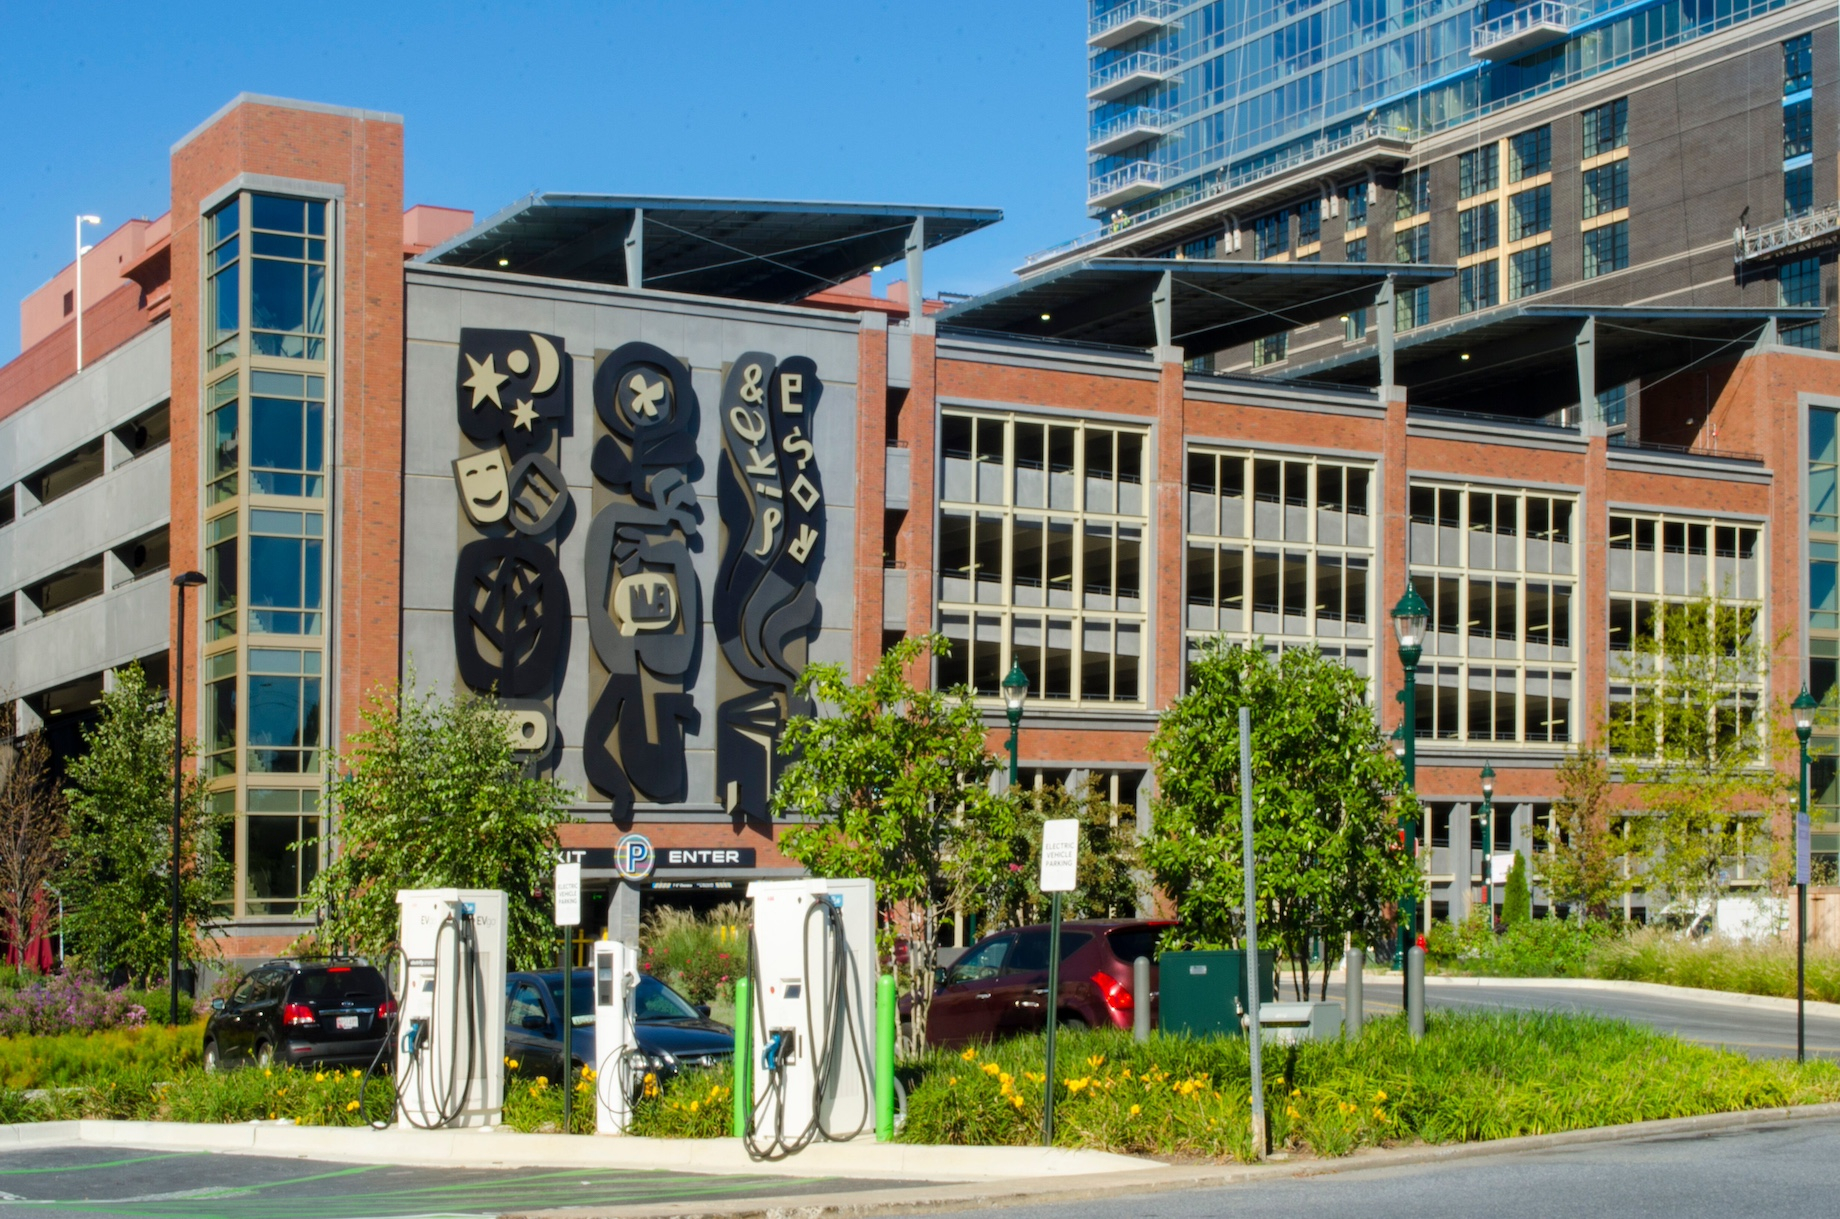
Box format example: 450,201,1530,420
1479,761,1496,932
1002,659,1030,788
1793,684,1817,1062
1390,583,1429,970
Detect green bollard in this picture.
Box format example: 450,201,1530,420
876,974,897,1141
732,977,752,1138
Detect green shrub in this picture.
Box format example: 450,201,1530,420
1503,852,1532,926
1427,911,1614,977
1,1063,389,1125
640,904,749,1006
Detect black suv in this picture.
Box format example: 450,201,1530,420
203,959,395,1072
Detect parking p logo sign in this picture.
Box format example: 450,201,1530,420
616,832,655,881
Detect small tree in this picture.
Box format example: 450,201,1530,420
986,779,1143,928
1501,851,1532,926
60,662,226,985
773,635,1016,1056
1608,593,1789,914
306,680,573,970
1146,640,1418,1000
0,717,67,973
1536,743,1634,922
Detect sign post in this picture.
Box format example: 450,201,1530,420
1239,706,1265,1160
554,856,582,1131
1038,818,1079,1147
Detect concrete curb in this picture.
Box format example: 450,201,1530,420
0,1119,1153,1184
1325,971,1840,1019
498,1102,1840,1219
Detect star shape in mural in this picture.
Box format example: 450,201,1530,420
463,353,509,410
509,398,540,431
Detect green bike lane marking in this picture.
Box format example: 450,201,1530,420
0,1154,198,1177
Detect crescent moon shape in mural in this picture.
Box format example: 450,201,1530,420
529,333,561,395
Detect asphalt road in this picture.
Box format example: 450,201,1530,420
0,1145,853,1219
1320,976,1840,1059
924,1114,1840,1219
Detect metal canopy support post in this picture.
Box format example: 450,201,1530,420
624,207,644,289
1758,316,1779,348
1576,315,1601,436
905,216,926,319
1152,269,1174,350
1240,705,1266,1159
1376,274,1397,394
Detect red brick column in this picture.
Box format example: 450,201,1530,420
1582,433,1610,743
1152,353,1186,709
852,316,889,680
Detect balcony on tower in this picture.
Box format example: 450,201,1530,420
1088,0,1180,50
1471,1,1580,60
1089,50,1177,101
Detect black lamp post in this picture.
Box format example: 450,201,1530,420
1479,761,1496,932
169,570,206,1028
1390,583,1429,969
1002,659,1030,788
1793,685,1817,1062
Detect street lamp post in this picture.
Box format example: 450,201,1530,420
1002,659,1030,788
1390,584,1429,970
74,215,100,373
1794,685,1817,1063
169,570,206,1028
1480,762,1496,931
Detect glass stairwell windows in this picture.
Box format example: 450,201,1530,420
248,510,324,636
1409,482,1577,746
204,651,238,778
937,411,1146,705
207,198,240,368
206,513,239,641
246,649,322,775
208,374,239,504
1187,451,1374,677
244,788,321,916
250,372,326,497
249,195,328,360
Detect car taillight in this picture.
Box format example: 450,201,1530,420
282,1003,317,1028
1092,971,1133,1012
376,999,397,1020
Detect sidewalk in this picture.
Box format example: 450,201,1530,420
0,1119,1155,1184
1324,969,1840,1019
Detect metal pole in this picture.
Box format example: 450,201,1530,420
1406,944,1426,1039
169,583,187,1027
1008,721,1019,788
1040,889,1063,1146
1344,948,1363,1038
1482,794,1494,931
1132,956,1151,1042
1397,651,1419,972
1800,739,1809,1063
1240,705,1265,1159
562,926,573,1131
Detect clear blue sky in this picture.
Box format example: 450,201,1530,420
0,1,1090,362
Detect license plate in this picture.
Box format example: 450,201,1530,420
336,1015,358,1030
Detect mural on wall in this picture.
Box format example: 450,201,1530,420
448,329,830,818
581,342,704,817
713,353,827,819
451,328,572,773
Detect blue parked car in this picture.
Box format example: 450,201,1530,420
503,970,733,1086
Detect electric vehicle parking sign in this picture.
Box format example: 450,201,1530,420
615,833,655,881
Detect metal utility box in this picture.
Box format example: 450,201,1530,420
1250,1000,1342,1044
1156,949,1277,1039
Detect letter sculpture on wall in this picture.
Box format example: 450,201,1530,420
714,352,826,819
582,342,703,817
452,329,572,773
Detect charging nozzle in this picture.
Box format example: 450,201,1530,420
763,1030,789,1073
402,1018,427,1057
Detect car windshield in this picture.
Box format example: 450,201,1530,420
635,976,699,1022
540,974,700,1025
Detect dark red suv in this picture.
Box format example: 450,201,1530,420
921,920,1171,1047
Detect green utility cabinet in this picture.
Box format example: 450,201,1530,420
1157,949,1279,1038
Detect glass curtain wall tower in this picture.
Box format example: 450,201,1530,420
1087,0,1799,219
